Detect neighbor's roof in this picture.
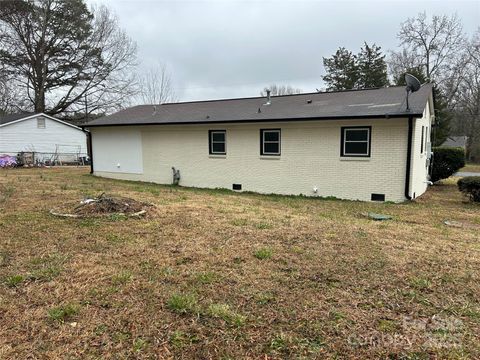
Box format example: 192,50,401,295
85,84,433,127
441,136,468,148
0,112,83,130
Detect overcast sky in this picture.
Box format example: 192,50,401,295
90,0,479,102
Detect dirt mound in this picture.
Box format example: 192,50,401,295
50,193,153,218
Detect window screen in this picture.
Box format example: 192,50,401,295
260,129,281,156
209,130,226,154
341,127,371,157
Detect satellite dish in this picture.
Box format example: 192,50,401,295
404,73,421,111
405,73,421,92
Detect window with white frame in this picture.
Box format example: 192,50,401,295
341,126,371,157
37,118,46,129
209,130,226,154
260,129,281,156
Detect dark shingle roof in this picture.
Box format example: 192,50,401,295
441,136,468,148
0,113,35,126
85,84,433,127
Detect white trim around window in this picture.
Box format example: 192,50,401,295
341,126,371,157
260,129,281,156
209,130,226,155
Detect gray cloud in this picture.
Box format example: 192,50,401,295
91,0,480,101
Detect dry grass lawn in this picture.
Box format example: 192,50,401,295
460,163,480,173
0,167,479,359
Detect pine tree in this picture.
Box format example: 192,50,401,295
322,44,388,91
431,91,452,146
322,48,358,91
393,66,427,86
356,42,388,88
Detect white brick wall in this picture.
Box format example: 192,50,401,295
92,117,413,202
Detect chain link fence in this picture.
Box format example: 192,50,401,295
0,151,89,168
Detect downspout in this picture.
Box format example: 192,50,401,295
405,116,414,200
87,130,94,174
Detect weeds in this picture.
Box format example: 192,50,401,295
5,274,24,287
167,293,199,314
108,213,127,221
170,330,199,348
255,291,276,305
48,304,79,322
255,222,273,230
269,333,288,352
0,183,15,203
409,276,432,291
112,271,132,285
133,338,147,352
194,271,217,284
207,303,246,326
254,247,273,260
377,319,399,333
231,218,248,226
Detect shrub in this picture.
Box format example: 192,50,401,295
457,176,480,202
431,147,465,183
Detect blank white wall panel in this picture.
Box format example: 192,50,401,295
91,127,143,174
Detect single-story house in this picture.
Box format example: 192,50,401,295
0,113,88,164
440,136,468,151
84,84,434,202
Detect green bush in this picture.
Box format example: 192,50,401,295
431,147,465,183
457,176,480,202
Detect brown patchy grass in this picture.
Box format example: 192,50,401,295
0,167,479,359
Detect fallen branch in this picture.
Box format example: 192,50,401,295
50,209,82,218
49,209,147,219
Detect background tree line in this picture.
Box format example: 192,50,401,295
320,13,479,159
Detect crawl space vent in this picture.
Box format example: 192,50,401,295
232,184,242,191
371,193,385,202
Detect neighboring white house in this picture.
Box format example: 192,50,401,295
84,85,434,202
0,113,88,163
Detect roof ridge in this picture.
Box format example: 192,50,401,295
142,85,409,107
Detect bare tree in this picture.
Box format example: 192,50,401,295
0,67,27,114
138,64,177,104
0,0,137,116
260,84,303,97
72,5,138,116
389,12,466,102
451,30,480,161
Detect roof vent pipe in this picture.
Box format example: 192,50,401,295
264,89,271,106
